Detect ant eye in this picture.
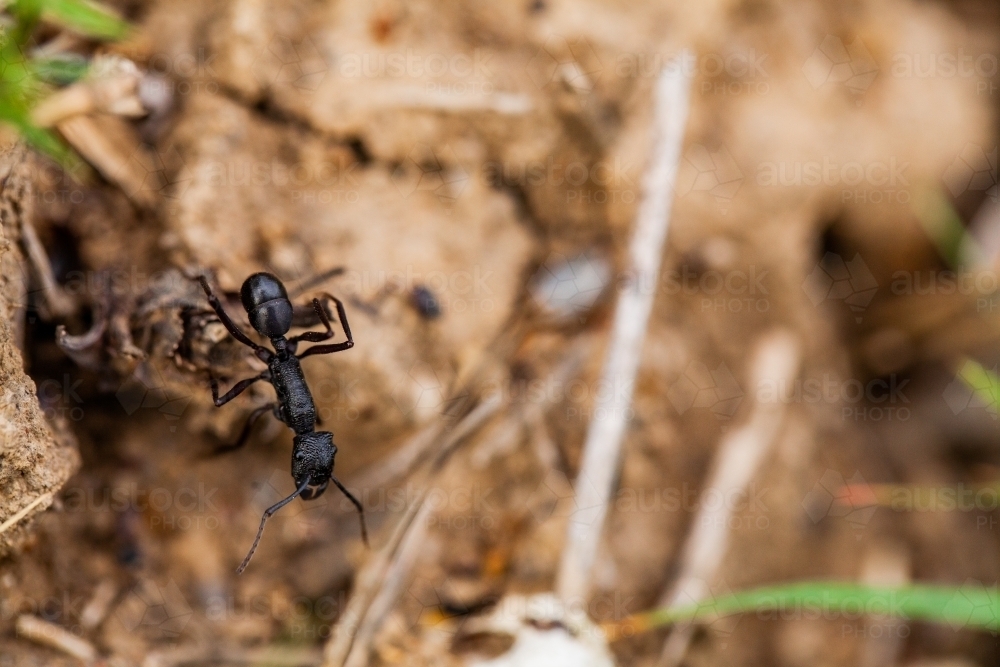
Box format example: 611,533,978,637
295,451,304,460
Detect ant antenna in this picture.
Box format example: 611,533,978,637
237,477,311,574
288,267,346,299
331,475,369,548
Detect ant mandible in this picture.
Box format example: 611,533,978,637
193,271,368,573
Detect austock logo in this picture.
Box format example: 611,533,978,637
115,361,192,429
114,579,192,639
757,373,911,423
405,576,468,637
114,144,191,204
667,361,743,420
802,469,877,531
527,35,602,91
942,579,999,633
390,361,450,419
203,591,349,641
201,157,361,204
943,143,998,202
675,144,744,214
671,578,742,642
251,33,328,92
942,360,999,419
34,374,85,422
803,252,878,322
756,156,911,205
390,144,470,203
528,468,603,528
802,35,878,97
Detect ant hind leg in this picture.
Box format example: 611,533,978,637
210,373,265,407
209,403,275,457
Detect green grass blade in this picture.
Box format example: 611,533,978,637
8,0,44,47
0,101,74,163
612,581,999,638
912,188,980,268
39,0,129,39
31,55,88,85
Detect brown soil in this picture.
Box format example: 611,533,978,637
1,0,998,666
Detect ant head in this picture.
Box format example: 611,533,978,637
291,431,336,493
241,272,293,338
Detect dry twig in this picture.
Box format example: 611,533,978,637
460,52,694,667
16,615,98,664
556,53,693,603
0,492,54,537
323,393,505,667
656,330,802,667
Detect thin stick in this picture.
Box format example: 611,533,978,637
16,615,97,663
343,500,435,667
859,543,911,667
337,394,505,667
0,492,53,536
20,218,75,318
348,420,445,492
80,580,118,631
349,390,503,493
372,86,533,115
143,644,320,667
656,330,801,667
322,490,431,667
322,394,503,667
555,54,693,603
57,115,159,207
430,391,505,469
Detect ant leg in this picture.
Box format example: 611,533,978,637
237,477,311,574
331,475,369,547
297,341,352,358
288,299,336,351
210,373,265,407
297,294,354,359
210,403,274,456
193,275,272,361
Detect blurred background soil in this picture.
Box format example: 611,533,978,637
1,0,999,665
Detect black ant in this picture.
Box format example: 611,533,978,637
193,271,368,573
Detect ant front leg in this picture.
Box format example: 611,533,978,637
297,293,355,359
194,275,273,362
287,298,336,355
210,372,266,407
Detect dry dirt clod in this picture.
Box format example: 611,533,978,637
0,144,80,556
